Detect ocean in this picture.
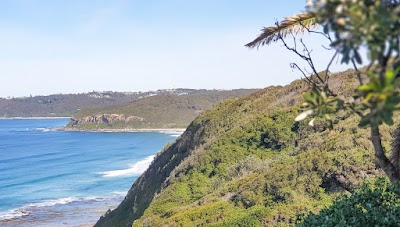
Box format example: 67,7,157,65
0,119,181,226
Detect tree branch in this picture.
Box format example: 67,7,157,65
299,20,332,42
325,50,339,84
351,58,363,85
300,39,324,84
278,32,337,96
290,63,314,85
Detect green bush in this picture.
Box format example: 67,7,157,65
298,178,400,226
102,71,400,226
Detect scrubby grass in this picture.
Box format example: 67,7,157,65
129,70,392,226
298,178,400,226
97,70,397,226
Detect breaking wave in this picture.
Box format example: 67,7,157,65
98,155,155,178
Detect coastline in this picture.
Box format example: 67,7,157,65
0,118,187,133
0,196,121,227
0,117,71,120
0,117,184,226
60,127,187,133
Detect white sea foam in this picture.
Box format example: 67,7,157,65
0,209,29,221
159,130,183,138
0,195,123,222
34,127,51,132
160,130,183,135
112,191,127,196
98,155,155,178
25,197,79,208
0,197,79,221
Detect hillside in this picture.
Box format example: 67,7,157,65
95,69,393,226
65,89,258,130
0,91,140,117
0,89,256,118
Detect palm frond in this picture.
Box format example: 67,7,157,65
245,13,316,49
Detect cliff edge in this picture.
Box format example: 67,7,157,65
95,119,206,226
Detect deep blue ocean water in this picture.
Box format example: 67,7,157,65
0,119,181,226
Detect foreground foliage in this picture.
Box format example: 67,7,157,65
247,0,400,182
299,178,400,226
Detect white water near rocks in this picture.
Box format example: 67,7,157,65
0,119,182,226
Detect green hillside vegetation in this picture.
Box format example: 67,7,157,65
299,178,400,226
66,89,257,130
0,89,257,118
0,91,142,117
95,69,394,226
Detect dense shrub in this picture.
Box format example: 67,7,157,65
100,71,398,226
298,178,400,226
130,73,393,226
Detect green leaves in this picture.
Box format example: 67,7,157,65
295,67,400,129
310,0,399,65
299,178,400,227
297,68,400,129
296,86,344,129
357,69,400,127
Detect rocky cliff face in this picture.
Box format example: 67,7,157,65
69,114,144,127
66,89,260,130
94,119,206,227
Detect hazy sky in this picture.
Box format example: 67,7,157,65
0,0,349,98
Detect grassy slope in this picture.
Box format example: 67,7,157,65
67,90,258,129
96,69,395,226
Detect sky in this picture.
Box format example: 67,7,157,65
0,0,350,98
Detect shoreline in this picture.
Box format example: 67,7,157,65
60,127,186,133
0,196,121,227
0,117,71,120
0,118,187,133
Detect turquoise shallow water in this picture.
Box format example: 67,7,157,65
0,119,180,226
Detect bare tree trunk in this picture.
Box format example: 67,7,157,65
390,125,400,176
371,126,400,182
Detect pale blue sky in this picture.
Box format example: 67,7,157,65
0,0,347,98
